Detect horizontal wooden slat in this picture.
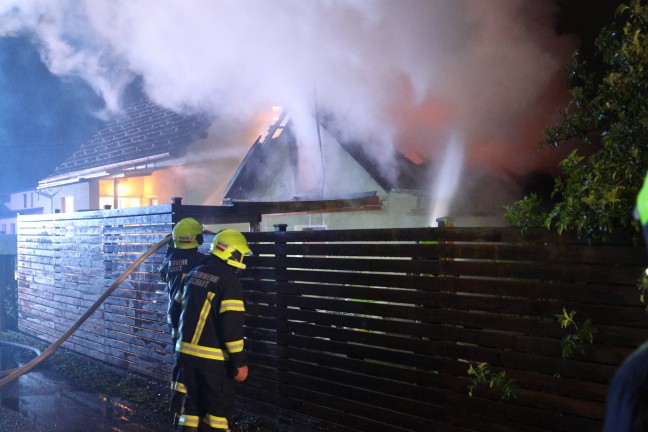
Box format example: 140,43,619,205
15,213,648,432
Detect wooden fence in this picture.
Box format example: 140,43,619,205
16,207,174,377
239,228,648,432
15,209,648,431
0,234,17,331
0,256,16,331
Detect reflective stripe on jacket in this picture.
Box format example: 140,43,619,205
176,255,247,368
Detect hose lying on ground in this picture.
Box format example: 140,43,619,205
0,234,171,388
0,341,41,378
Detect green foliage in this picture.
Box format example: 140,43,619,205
510,1,648,239
503,193,549,235
467,362,519,402
638,267,648,311
1,282,17,330
555,307,598,358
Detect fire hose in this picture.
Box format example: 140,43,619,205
0,234,172,388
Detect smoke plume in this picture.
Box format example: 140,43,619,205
0,0,577,207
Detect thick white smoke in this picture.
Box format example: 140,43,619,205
0,0,576,200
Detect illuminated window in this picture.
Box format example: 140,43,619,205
99,197,113,209
99,196,141,209
61,196,74,213
117,197,141,208
117,180,130,196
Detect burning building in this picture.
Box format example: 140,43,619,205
31,98,447,230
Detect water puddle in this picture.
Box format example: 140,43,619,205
0,343,160,432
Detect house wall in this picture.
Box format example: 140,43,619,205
5,191,37,211
258,191,507,231
0,189,45,234
319,128,379,198
43,182,97,213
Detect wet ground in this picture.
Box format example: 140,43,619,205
0,340,173,432
1,370,163,431
0,335,281,432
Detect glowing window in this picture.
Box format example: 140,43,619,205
117,197,141,209
62,196,74,213
99,196,141,209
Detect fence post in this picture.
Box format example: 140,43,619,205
273,223,288,409
0,255,16,332
0,262,5,332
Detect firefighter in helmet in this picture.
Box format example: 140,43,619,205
159,217,206,427
603,173,648,431
635,173,648,245
176,229,252,431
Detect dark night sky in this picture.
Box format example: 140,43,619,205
0,37,106,196
0,0,625,197
555,0,625,57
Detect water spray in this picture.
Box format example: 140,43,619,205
429,131,464,226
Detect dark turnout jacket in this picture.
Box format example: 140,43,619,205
159,247,205,342
603,341,648,431
176,255,247,369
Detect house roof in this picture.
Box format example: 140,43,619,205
224,112,297,201
224,113,428,201
339,139,429,193
39,99,211,188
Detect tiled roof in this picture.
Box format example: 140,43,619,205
48,99,211,177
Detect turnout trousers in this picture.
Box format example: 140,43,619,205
170,352,187,427
177,356,235,431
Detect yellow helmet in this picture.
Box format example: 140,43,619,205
172,218,204,249
210,229,252,269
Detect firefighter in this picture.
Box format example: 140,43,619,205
176,229,252,431
603,340,648,431
636,172,648,245
159,217,206,427
602,173,648,431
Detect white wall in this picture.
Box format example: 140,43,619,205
40,182,95,213
0,189,45,234
258,191,508,231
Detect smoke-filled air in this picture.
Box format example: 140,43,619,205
0,0,578,220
